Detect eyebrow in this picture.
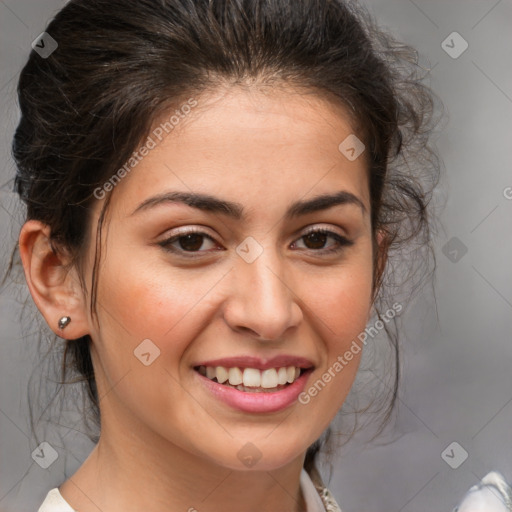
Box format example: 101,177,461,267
131,190,367,219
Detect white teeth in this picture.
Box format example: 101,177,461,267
261,368,278,388
215,366,229,384
243,368,261,387
277,367,288,386
228,367,243,386
198,364,306,389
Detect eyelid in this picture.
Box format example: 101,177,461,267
157,224,216,239
299,223,348,238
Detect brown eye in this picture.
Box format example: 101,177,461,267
177,233,206,251
302,231,329,250
293,228,353,254
158,229,220,255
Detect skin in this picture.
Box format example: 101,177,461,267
19,85,386,512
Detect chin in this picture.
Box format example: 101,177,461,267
199,436,309,472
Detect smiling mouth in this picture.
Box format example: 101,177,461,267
193,365,310,393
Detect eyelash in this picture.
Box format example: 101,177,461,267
157,227,353,257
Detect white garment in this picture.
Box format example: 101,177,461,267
453,471,512,512
38,468,338,512
38,487,76,512
38,469,512,512
300,467,333,512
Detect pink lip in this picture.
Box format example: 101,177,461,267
192,355,314,371
194,368,314,413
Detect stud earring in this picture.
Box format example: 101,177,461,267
58,316,71,330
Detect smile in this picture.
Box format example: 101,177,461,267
195,365,304,392
193,365,314,413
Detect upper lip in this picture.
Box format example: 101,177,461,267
193,355,315,371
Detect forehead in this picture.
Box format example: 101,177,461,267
105,86,370,219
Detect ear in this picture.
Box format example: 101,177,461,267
375,228,389,283
18,220,90,339
369,228,390,319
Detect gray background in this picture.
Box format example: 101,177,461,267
1,1,511,511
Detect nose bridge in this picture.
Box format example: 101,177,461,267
225,238,302,340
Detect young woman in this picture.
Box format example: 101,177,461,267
8,0,461,510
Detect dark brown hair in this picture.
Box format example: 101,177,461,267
9,0,441,486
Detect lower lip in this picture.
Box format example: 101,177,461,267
194,369,313,413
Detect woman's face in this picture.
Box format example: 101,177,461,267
83,86,376,471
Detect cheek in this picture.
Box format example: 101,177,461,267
92,248,231,378
305,255,374,349
97,263,208,346
299,261,372,430
297,248,373,418
89,256,218,420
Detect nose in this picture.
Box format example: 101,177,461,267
223,246,303,341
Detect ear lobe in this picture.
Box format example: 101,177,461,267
18,220,90,339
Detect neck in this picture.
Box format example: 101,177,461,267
59,413,308,512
